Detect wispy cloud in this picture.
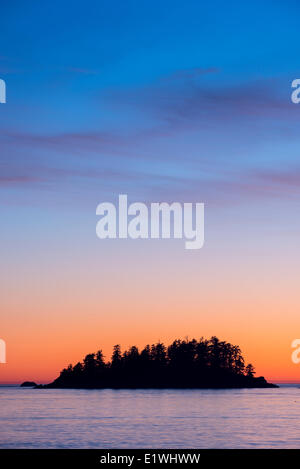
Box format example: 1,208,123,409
1,69,299,207
107,76,296,128
253,167,300,188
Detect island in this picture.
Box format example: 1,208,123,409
36,336,277,389
20,381,37,387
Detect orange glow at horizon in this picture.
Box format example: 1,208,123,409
1,231,300,384
0,205,300,383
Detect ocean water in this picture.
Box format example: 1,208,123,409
0,385,300,448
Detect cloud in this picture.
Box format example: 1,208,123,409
130,80,294,124
100,72,300,148
3,69,298,153
0,175,42,185
253,167,300,188
4,74,296,161
1,69,300,207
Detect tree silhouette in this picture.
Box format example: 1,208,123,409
245,363,255,377
111,345,122,367
46,336,276,389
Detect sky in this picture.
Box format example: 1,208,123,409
1,0,300,383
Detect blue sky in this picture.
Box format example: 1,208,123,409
1,1,300,206
0,0,300,228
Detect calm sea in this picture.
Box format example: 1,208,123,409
0,385,300,448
